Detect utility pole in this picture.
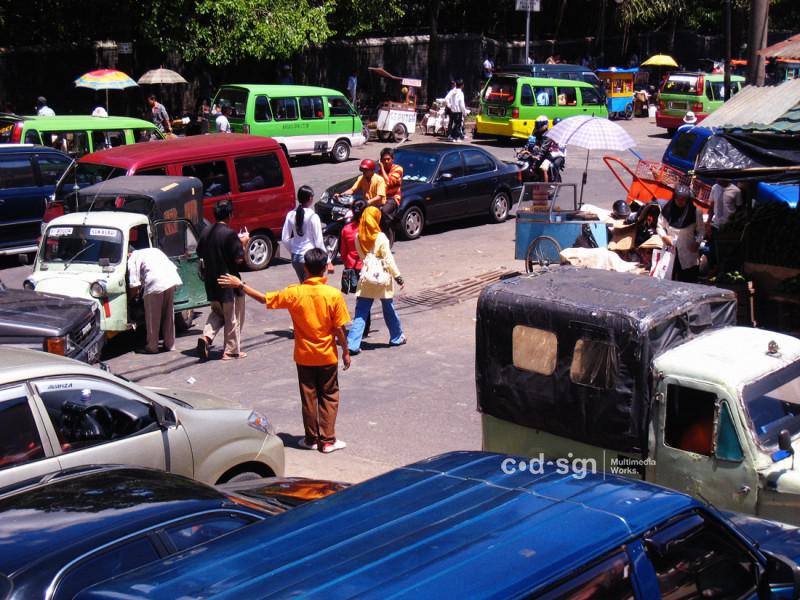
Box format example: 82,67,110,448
724,0,731,100
745,0,769,85
516,0,540,63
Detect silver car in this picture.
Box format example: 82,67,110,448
0,348,284,487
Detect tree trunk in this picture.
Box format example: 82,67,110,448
553,0,568,43
746,0,769,85
666,13,678,54
426,0,442,105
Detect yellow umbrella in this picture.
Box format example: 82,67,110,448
641,54,679,68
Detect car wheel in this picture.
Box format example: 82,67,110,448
330,140,350,163
324,233,340,262
175,309,194,332
624,104,634,120
489,191,510,223
399,206,424,240
223,471,263,483
245,233,274,271
392,123,408,143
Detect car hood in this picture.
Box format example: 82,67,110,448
146,386,243,410
29,271,104,299
724,512,800,564
0,287,95,336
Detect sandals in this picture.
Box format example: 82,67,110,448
221,351,248,361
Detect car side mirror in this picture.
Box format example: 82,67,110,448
438,172,454,182
154,403,177,429
759,550,800,600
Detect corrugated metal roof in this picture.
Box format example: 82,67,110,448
701,79,800,132
759,33,800,61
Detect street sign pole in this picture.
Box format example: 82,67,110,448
516,0,540,64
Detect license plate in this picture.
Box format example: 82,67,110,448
488,106,506,117
669,101,687,110
332,206,349,217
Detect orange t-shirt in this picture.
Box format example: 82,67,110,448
382,164,403,205
265,277,351,366
350,174,387,206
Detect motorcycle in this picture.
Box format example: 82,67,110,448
515,142,565,183
317,193,395,262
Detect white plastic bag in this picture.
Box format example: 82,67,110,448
649,248,676,280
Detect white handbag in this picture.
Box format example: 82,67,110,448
360,252,391,286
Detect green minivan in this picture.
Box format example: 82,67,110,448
475,74,608,140
211,84,367,162
0,115,164,158
656,72,745,134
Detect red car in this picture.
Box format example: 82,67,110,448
50,134,296,270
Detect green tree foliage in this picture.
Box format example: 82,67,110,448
141,0,337,65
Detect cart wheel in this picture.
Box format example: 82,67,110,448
525,236,562,272
624,103,634,120
392,123,408,143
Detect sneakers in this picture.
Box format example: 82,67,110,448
196,337,209,361
321,439,347,453
298,438,318,451
390,336,407,347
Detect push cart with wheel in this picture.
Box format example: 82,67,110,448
514,183,608,272
368,67,421,143
596,68,638,120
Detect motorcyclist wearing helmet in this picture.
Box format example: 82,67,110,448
523,115,557,182
337,158,387,207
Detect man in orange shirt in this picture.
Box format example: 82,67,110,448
378,147,403,233
218,248,351,453
338,158,386,207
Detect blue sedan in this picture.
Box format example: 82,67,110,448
77,451,800,599
316,143,523,241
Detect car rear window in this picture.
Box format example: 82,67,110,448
671,132,699,160
215,87,249,121
663,75,701,95
483,77,517,104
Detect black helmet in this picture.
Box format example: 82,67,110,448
611,200,631,220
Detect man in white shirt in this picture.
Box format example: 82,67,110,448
215,106,232,133
36,96,55,116
127,245,183,353
448,80,466,141
706,179,743,271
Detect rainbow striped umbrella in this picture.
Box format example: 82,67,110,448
74,69,138,111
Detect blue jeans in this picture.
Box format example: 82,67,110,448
348,297,403,351
291,253,306,282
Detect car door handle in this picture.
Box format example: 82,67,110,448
331,120,337,124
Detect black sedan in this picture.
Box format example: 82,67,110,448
0,465,345,600
316,143,522,241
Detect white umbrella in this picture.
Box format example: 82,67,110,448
137,68,188,85
546,115,636,204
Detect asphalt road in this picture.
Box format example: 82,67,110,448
1,116,672,483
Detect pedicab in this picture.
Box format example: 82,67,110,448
596,68,638,120
513,182,609,272
367,67,421,142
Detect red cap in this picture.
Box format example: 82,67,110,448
359,159,376,172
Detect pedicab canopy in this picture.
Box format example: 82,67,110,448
476,268,737,454
72,176,203,227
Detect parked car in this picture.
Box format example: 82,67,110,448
74,451,800,599
662,124,713,174
28,176,208,333
476,74,607,140
49,134,295,269
498,62,605,97
0,465,344,600
0,114,164,158
0,144,71,258
0,347,284,489
0,278,104,363
211,84,367,162
317,143,522,242
656,72,745,134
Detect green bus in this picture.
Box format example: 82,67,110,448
211,84,367,163
476,74,608,140
0,115,164,158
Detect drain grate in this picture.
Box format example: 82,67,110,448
395,268,515,312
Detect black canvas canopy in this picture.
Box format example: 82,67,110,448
73,176,204,226
476,268,737,454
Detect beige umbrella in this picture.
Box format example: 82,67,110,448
137,68,188,85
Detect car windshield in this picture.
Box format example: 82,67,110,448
43,225,124,265
55,161,126,204
395,150,440,183
742,361,800,448
483,77,517,105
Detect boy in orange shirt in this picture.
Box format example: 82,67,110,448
218,248,351,453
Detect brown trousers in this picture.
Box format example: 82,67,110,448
143,287,176,353
296,363,340,445
203,296,246,355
